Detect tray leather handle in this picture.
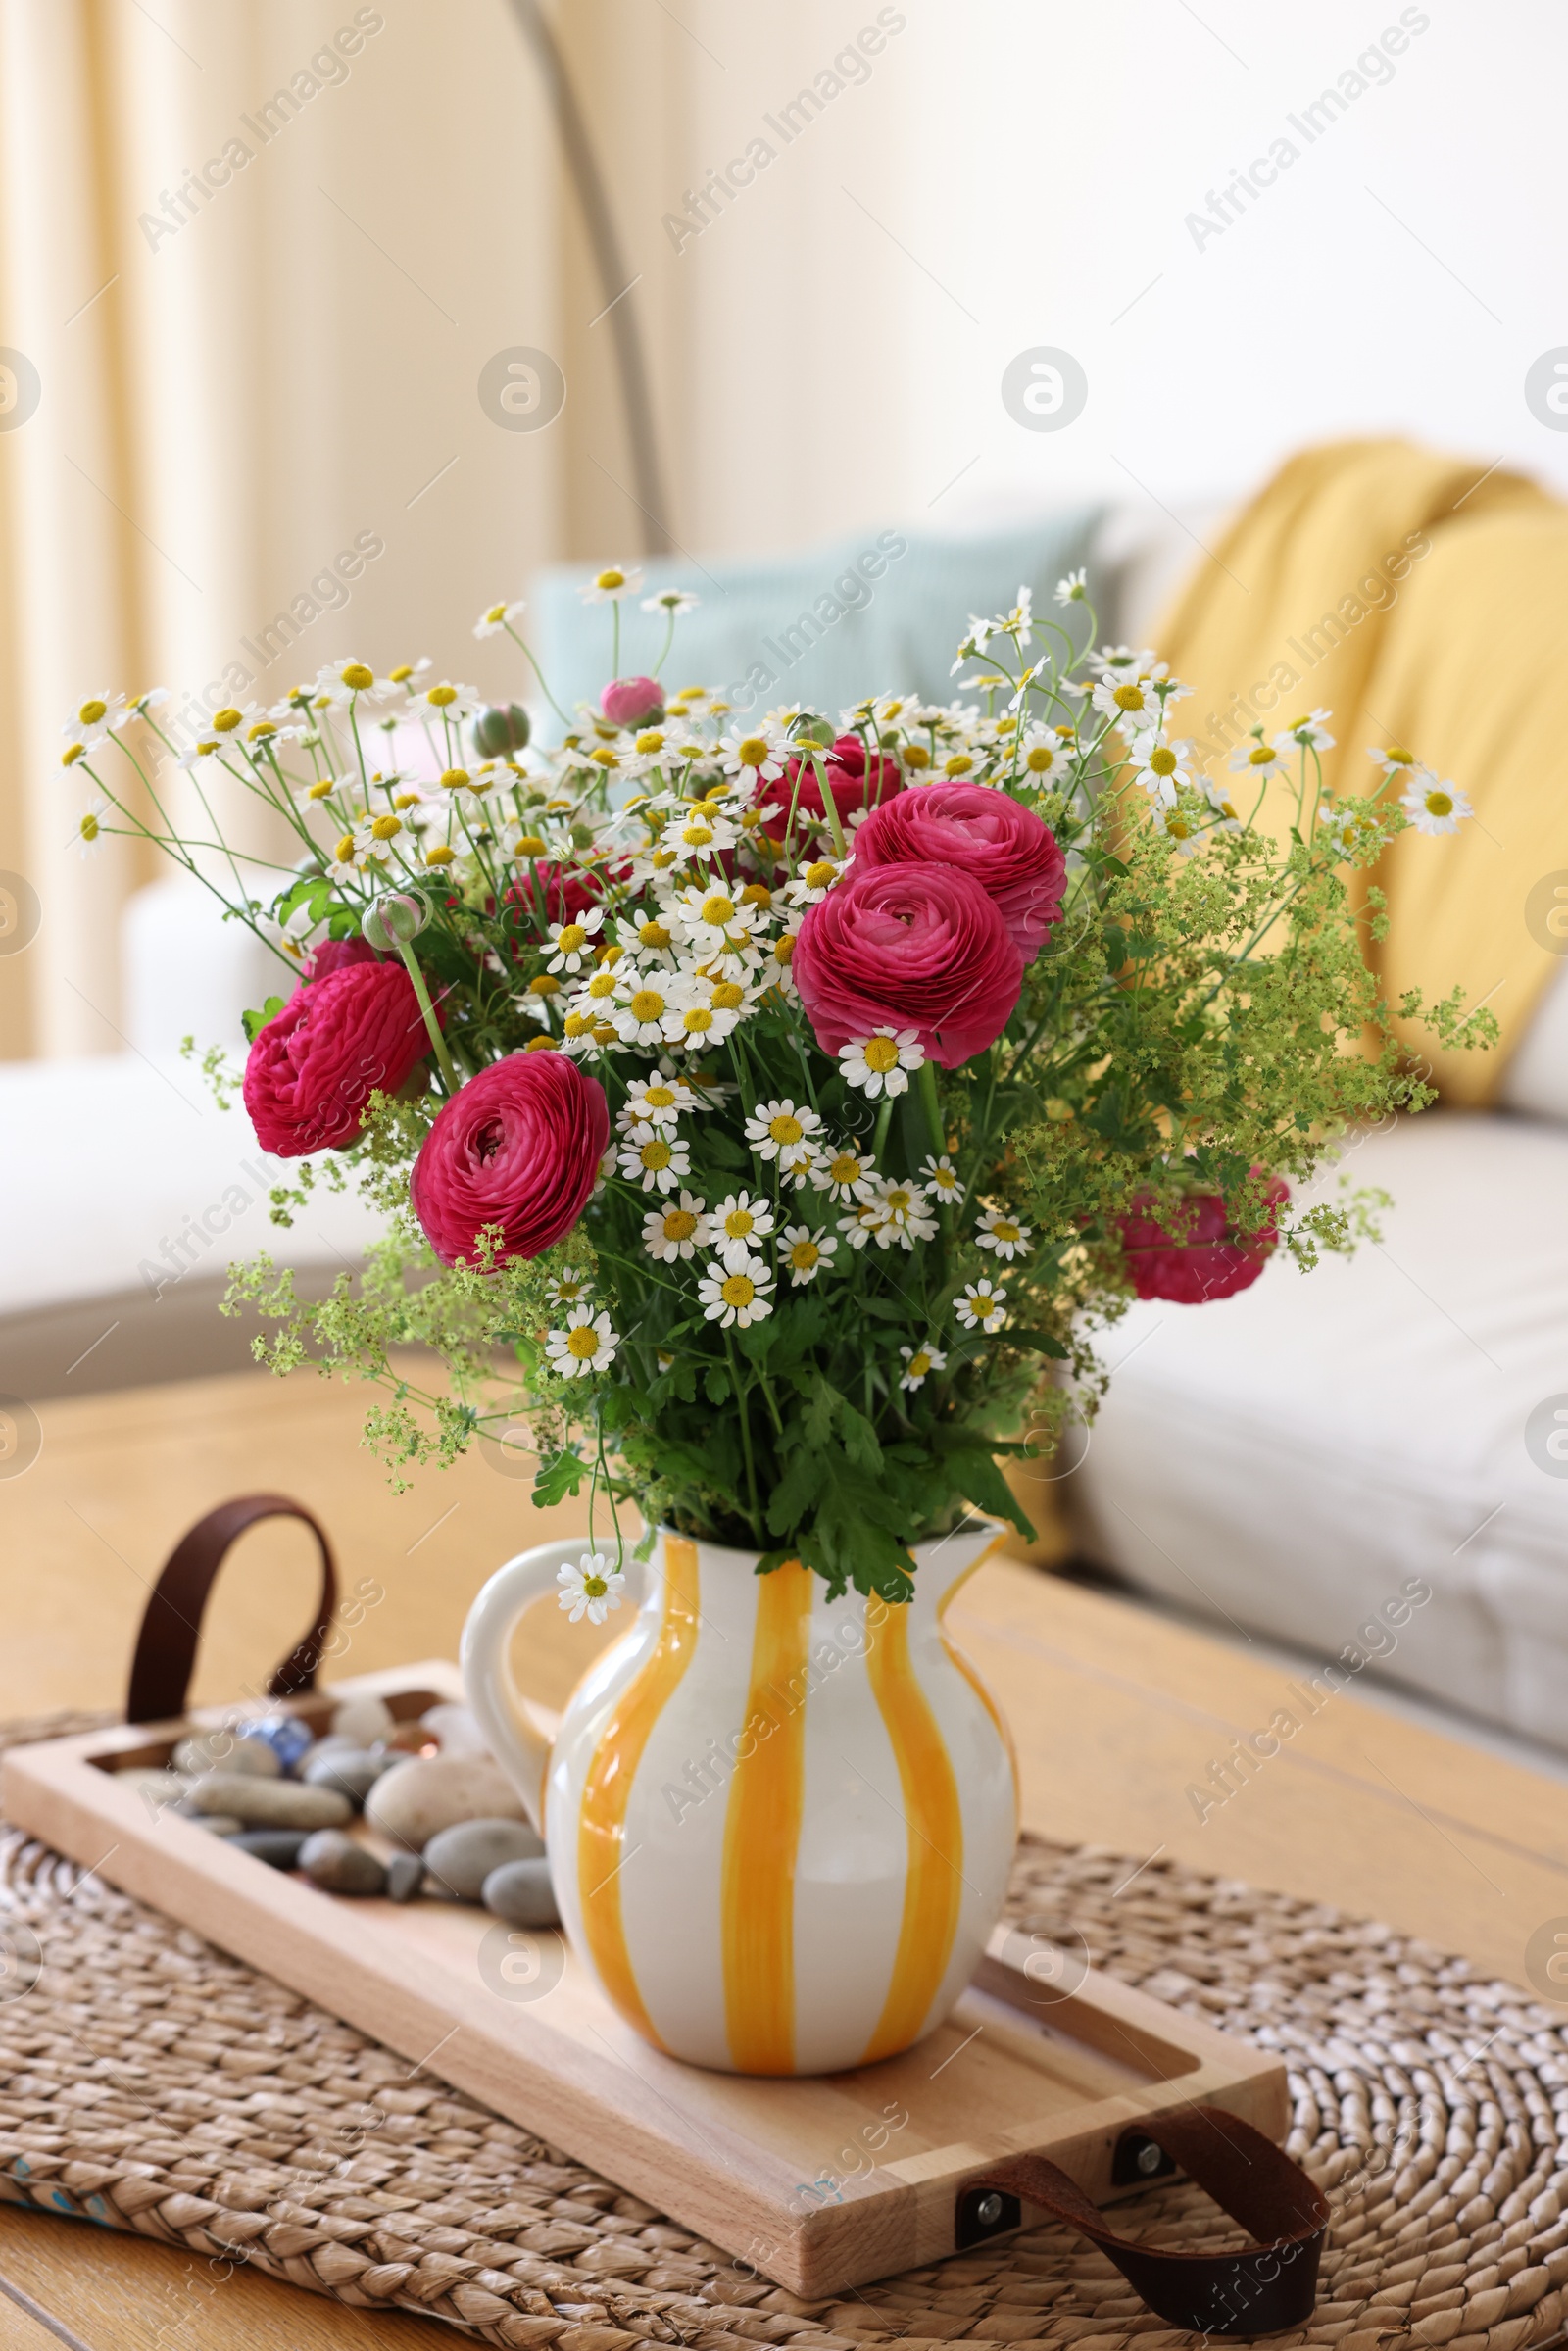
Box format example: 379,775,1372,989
966,2104,1329,2339
123,1494,339,1726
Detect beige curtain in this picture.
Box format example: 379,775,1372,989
0,0,931,1060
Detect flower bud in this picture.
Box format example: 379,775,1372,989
472,703,531,757
600,676,663,728
362,890,429,950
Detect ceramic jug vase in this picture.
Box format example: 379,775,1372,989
461,1524,1017,2077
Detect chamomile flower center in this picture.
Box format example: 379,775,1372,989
342,663,374,691
768,1112,803,1146
1386,745,1414,764
702,893,736,926
442,767,469,791
640,1138,673,1172
427,684,458,707
566,1325,601,1359
596,568,625,591
485,604,507,624
906,1351,931,1379
724,1207,755,1239
643,1083,675,1109
789,1240,819,1272
736,737,768,767
682,1006,713,1033
863,1036,901,1074
711,980,745,1009
1248,745,1275,766
804,860,836,890
721,1273,756,1310
557,923,587,955
639,919,672,948
78,812,99,841
1148,747,1177,776
77,698,107,724
629,988,665,1020
1025,746,1055,771
369,814,402,839
664,1208,698,1241
212,707,243,732
1113,684,1148,712
1424,788,1453,817
943,754,973,776
828,1153,860,1184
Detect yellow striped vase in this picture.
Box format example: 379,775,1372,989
462,1525,1018,2076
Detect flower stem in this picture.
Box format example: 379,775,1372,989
394,941,461,1092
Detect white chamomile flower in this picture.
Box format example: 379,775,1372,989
976,1207,1032,1261
839,1028,925,1099
580,563,645,605
612,967,681,1047
1131,738,1197,808
545,906,605,974
1401,775,1472,835
1092,672,1163,735
641,586,700,615
1367,742,1420,778
1091,644,1156,679
922,1153,962,1201
710,1190,776,1265
899,1342,948,1391
473,598,526,639
785,856,842,907
812,1145,878,1205
1270,708,1335,755
1151,804,1203,857
62,691,126,756
673,883,760,955
545,1309,619,1378
1054,568,1088,606
1017,723,1072,784
545,1265,593,1312
855,1178,937,1252
618,906,688,964
74,798,108,856
118,687,169,729
779,1224,837,1286
556,1551,627,1625
410,678,481,722
697,1250,775,1329
776,1136,820,1187
1203,775,1246,831
671,802,741,857
1229,734,1288,780
259,901,330,963
618,1127,691,1193
643,1191,710,1262
955,1279,1008,1333
622,1072,693,1128
744,1098,824,1162
715,726,786,783
663,988,741,1051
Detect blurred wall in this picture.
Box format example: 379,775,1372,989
2,0,1565,1058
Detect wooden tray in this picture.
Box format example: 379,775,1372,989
1,1662,1287,2297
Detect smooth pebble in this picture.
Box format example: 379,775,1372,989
420,1702,490,1756
172,1735,279,1780
239,1716,314,1774
481,1857,560,1928
329,1694,396,1748
298,1830,386,1896
301,1747,391,1804
188,1813,244,1837
365,1754,525,1849
385,1852,425,1903
422,1818,544,1901
224,1829,309,1870
187,1774,350,1830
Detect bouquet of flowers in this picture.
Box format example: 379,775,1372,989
67,565,1489,1602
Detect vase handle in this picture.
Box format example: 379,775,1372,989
460,1539,590,1837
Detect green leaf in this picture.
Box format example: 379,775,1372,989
1007,1328,1069,1360
833,1393,882,1474
704,1364,732,1406
702,1129,748,1169
242,995,286,1043
943,1445,1035,1541
532,1447,588,1507
765,1445,822,1537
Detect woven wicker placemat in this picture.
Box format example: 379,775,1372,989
1,1716,1566,2351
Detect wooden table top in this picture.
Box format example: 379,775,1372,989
2,1362,1566,2346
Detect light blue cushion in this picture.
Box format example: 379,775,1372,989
528,511,1104,728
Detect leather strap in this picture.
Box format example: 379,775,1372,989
968,2105,1328,2338
124,1495,339,1726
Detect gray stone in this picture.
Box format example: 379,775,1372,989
481,1857,560,1928
187,1774,351,1830
301,1747,391,1805
297,1831,387,1896
422,1818,545,1901
188,1813,244,1837
365,1755,526,1850
385,1852,425,1903
420,1701,490,1756
225,1829,309,1870
328,1694,396,1748
172,1734,280,1780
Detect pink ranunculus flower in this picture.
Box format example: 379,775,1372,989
243,960,433,1157
852,780,1067,960
601,675,664,727
304,935,380,983
757,732,903,843
1117,1177,1289,1303
793,861,1022,1067
410,1052,610,1268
